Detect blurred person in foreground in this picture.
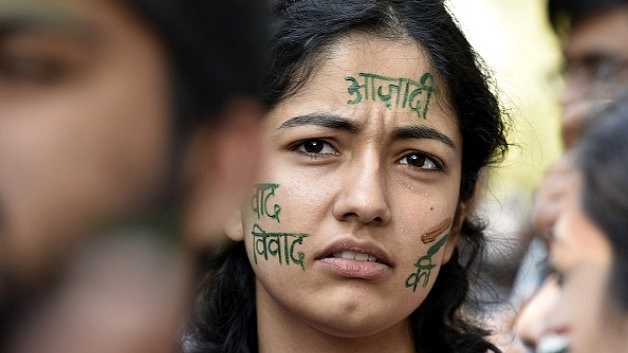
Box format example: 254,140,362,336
514,0,628,350
519,99,628,353
0,0,269,352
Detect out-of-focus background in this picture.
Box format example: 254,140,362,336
447,0,563,331
448,0,562,200
447,0,563,254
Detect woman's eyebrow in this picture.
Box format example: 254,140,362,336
278,113,360,132
393,125,456,149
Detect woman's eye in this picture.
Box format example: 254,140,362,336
293,139,337,155
398,152,441,170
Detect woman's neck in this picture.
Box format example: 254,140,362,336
256,289,416,353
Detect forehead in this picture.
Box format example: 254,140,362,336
328,34,429,75
565,8,628,60
275,33,455,129
311,33,439,95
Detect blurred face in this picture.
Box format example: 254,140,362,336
519,170,628,353
0,0,172,284
233,33,463,344
559,8,628,149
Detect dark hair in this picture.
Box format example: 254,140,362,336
574,98,628,311
124,0,270,128
548,0,628,35
185,1,508,352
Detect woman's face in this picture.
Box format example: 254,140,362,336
531,170,628,353
234,33,463,339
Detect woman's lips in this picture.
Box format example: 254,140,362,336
315,240,393,279
317,256,391,279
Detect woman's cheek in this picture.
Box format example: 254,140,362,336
244,182,312,271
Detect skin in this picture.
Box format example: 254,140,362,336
0,0,263,288
226,33,464,353
523,170,628,353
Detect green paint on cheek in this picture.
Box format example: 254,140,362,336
252,183,281,223
404,234,449,292
345,72,436,119
251,223,309,270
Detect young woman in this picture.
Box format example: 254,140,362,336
185,1,509,352
516,99,628,353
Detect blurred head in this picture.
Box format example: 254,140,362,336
517,100,628,353
0,0,268,290
548,0,628,149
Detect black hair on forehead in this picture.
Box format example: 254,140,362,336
123,0,270,128
548,0,628,35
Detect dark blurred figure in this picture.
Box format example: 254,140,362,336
515,0,628,350
0,0,269,352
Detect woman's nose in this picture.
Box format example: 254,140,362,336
515,275,561,350
332,155,391,226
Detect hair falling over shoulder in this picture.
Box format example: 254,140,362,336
184,243,257,353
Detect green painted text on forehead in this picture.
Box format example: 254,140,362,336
345,72,436,119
